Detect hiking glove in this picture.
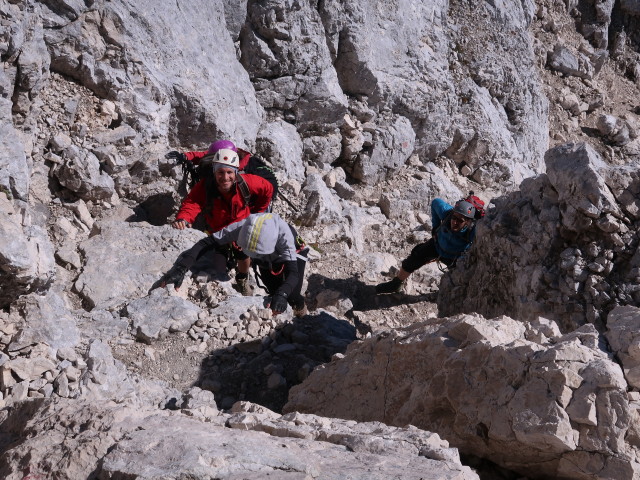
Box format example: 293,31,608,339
270,293,288,315
165,151,187,164
160,264,188,290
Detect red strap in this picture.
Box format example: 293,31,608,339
271,264,285,276
237,149,252,170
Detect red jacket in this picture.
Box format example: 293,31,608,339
185,148,252,170
176,173,274,233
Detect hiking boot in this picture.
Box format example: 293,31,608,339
292,303,308,318
234,273,251,296
375,277,403,294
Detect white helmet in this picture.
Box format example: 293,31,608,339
212,148,239,169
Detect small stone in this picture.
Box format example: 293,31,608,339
144,347,156,361
267,372,286,389
39,384,54,398
11,381,29,401
64,366,80,382
56,347,79,362
54,373,70,398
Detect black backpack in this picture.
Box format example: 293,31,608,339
236,155,279,207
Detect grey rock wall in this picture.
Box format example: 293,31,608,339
438,142,640,332
74,220,204,309
2,0,550,200
1,0,640,478
41,0,263,145
0,0,556,314
0,399,478,480
286,313,640,479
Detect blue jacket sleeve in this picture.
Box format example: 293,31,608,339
431,198,453,230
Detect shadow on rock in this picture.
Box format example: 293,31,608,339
307,273,438,314
195,311,356,413
128,192,177,226
0,398,47,458
148,247,230,294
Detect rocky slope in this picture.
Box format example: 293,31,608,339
1,0,640,478
286,310,640,479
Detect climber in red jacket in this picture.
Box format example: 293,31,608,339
168,143,274,294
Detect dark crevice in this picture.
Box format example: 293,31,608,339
196,313,356,413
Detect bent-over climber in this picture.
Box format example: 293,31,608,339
160,212,309,317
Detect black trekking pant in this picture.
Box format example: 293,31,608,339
257,252,308,309
196,242,248,269
401,238,455,273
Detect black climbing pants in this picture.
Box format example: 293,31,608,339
257,251,308,309
401,238,455,273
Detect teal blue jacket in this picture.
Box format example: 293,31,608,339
431,198,475,259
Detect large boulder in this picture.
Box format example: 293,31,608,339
255,119,306,183
74,221,204,309
349,115,416,184
0,399,477,480
0,195,56,309
7,291,80,355
286,313,640,479
126,289,202,344
438,143,640,331
54,145,116,201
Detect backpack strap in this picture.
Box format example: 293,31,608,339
288,225,309,259
236,174,253,208
251,262,269,293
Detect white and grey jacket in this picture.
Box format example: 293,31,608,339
177,213,302,297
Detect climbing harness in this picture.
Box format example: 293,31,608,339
251,230,308,294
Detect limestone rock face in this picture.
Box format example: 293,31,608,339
605,306,640,390
240,0,348,133
0,195,56,309
320,0,547,188
255,119,306,183
40,0,264,145
2,0,640,478
438,142,640,331
351,115,416,184
285,314,640,479
0,115,29,201
74,221,204,309
0,399,478,480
